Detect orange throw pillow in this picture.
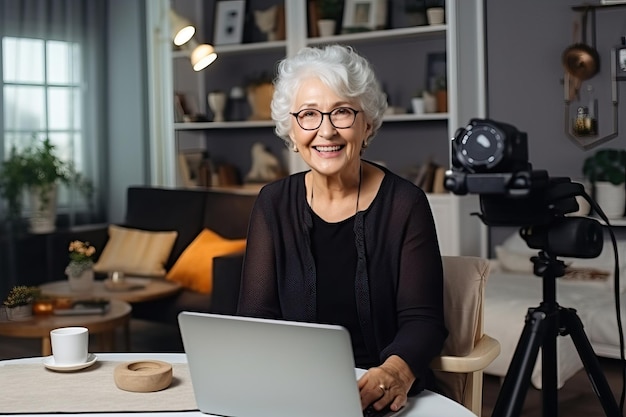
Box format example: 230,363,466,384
166,228,246,294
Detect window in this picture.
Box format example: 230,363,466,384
2,36,86,212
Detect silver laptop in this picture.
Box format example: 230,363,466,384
178,311,381,417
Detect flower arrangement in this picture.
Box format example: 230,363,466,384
3,285,41,308
66,240,96,277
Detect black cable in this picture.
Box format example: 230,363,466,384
583,191,625,415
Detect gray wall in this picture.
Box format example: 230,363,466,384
485,0,626,250
486,0,626,178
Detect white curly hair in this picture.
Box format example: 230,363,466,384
271,44,388,149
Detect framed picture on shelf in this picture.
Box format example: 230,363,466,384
425,52,447,92
342,0,387,33
213,0,246,45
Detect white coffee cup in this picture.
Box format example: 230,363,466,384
427,7,445,25
50,327,89,365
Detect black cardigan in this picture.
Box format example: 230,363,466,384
238,161,448,388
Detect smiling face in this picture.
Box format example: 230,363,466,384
289,77,372,178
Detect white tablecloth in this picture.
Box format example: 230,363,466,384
0,353,476,417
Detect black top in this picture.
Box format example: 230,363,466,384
238,161,447,391
312,211,374,368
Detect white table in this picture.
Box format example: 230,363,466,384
0,353,476,417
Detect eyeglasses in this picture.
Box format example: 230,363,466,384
290,107,360,130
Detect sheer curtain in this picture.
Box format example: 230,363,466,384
0,0,106,228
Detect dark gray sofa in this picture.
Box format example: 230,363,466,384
50,186,257,324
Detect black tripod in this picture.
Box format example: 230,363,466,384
491,250,621,417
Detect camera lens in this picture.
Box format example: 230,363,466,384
457,124,505,170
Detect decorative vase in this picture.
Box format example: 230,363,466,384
247,83,274,121
66,261,95,292
422,91,437,113
6,304,33,321
436,90,448,113
208,91,227,122
594,181,626,219
28,183,57,234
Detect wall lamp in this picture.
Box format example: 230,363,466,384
170,9,217,72
187,39,217,72
169,9,195,46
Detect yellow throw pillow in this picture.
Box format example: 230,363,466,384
166,228,246,294
93,225,178,277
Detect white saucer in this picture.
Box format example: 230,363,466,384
43,353,97,372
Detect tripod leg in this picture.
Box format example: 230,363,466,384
541,303,559,417
492,307,549,417
560,307,621,417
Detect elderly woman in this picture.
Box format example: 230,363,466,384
237,45,447,413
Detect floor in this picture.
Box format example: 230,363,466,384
1,317,624,417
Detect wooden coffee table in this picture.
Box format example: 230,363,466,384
39,278,181,304
0,299,132,356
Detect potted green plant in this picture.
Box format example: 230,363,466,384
411,89,425,115
582,148,626,219
3,285,41,321
0,137,93,232
317,0,343,36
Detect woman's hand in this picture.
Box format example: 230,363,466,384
357,355,416,412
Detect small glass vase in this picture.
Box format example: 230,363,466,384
66,261,95,292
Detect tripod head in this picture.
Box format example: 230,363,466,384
444,118,603,259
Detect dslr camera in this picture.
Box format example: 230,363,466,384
444,118,602,259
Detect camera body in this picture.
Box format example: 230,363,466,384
445,118,540,197
444,118,603,259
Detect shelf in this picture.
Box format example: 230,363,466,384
172,41,287,59
572,2,626,11
171,26,445,60
384,113,448,122
174,120,275,130
174,113,448,131
307,25,446,46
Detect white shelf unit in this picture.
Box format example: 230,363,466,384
162,0,486,256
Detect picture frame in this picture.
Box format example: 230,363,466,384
616,46,626,81
425,52,447,92
213,0,246,46
342,0,387,33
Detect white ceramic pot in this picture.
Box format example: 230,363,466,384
317,19,336,37
411,97,425,115
426,7,445,25
6,304,33,321
594,181,626,219
28,183,57,234
67,267,95,292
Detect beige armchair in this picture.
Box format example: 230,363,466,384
431,256,501,416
